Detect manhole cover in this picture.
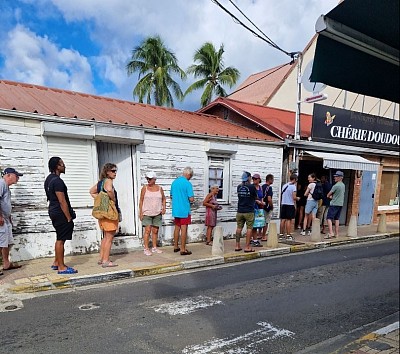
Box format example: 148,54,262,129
5,305,19,311
78,303,100,311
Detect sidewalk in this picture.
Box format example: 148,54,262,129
1,222,398,295
340,321,399,354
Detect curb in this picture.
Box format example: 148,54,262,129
8,232,399,294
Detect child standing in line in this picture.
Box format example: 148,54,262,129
203,185,222,246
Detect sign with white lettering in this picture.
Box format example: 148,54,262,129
312,104,400,151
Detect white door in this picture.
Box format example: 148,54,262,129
97,142,136,235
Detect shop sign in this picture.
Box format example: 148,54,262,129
312,104,400,151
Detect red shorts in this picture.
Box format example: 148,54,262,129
174,215,191,226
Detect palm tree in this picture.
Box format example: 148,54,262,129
185,42,240,107
126,35,186,107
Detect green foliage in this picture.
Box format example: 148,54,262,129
185,42,240,107
126,35,186,107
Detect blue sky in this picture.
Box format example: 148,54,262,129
0,0,338,111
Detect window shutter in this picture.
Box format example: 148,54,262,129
46,137,94,207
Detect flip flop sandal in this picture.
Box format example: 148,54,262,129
173,248,181,253
235,248,243,252
180,250,192,256
3,264,22,271
244,249,255,253
57,267,78,274
51,265,59,270
101,261,118,268
205,242,213,246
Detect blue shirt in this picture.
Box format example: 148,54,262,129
171,176,194,218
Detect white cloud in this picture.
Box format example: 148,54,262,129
1,24,95,93
0,0,339,109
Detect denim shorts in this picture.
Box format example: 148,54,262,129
305,199,318,215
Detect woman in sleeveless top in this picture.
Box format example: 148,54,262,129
139,171,166,256
89,163,119,268
202,185,221,246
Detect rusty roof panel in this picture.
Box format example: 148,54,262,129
0,80,280,142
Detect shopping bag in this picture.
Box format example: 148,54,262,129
92,191,119,220
253,209,265,228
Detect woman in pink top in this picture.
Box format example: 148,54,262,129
139,171,166,256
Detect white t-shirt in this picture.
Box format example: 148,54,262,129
281,183,297,205
307,182,316,201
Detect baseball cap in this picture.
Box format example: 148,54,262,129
334,171,344,177
146,171,157,179
241,171,251,182
252,173,261,179
2,167,23,177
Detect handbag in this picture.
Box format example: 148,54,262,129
253,208,265,228
92,180,119,220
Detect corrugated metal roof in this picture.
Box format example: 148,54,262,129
199,97,312,139
228,64,293,105
0,80,280,142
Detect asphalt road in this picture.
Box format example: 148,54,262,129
0,239,399,354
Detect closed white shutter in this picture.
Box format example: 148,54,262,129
46,137,95,207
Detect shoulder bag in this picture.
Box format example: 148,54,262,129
92,179,119,220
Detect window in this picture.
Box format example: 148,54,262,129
379,171,399,206
208,156,231,202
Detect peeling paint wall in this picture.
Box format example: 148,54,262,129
1,115,283,261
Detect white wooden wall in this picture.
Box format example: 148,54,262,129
0,115,283,260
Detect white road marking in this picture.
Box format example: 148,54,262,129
150,295,222,315
182,321,295,354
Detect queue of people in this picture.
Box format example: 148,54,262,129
281,171,345,240
0,160,346,274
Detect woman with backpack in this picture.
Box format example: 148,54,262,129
300,173,319,236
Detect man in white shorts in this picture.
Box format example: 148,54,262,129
0,168,23,273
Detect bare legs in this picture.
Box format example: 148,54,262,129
280,219,292,236
327,219,339,237
1,246,12,269
54,240,67,271
235,227,253,252
100,230,116,263
174,224,189,252
206,226,213,245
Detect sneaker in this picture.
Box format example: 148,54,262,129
151,247,163,254
250,240,262,247
278,234,285,240
144,248,152,256
300,230,306,236
307,230,311,236
286,235,294,241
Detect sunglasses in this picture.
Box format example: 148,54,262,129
110,170,117,173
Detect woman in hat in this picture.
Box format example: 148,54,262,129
139,171,166,256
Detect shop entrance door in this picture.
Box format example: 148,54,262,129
358,171,376,225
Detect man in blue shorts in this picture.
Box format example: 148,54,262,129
171,167,194,255
325,171,345,239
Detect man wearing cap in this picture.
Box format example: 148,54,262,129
171,167,194,255
235,171,258,252
0,168,23,272
325,171,345,239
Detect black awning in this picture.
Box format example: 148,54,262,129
310,0,399,103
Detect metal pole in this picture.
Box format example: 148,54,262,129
293,52,303,167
